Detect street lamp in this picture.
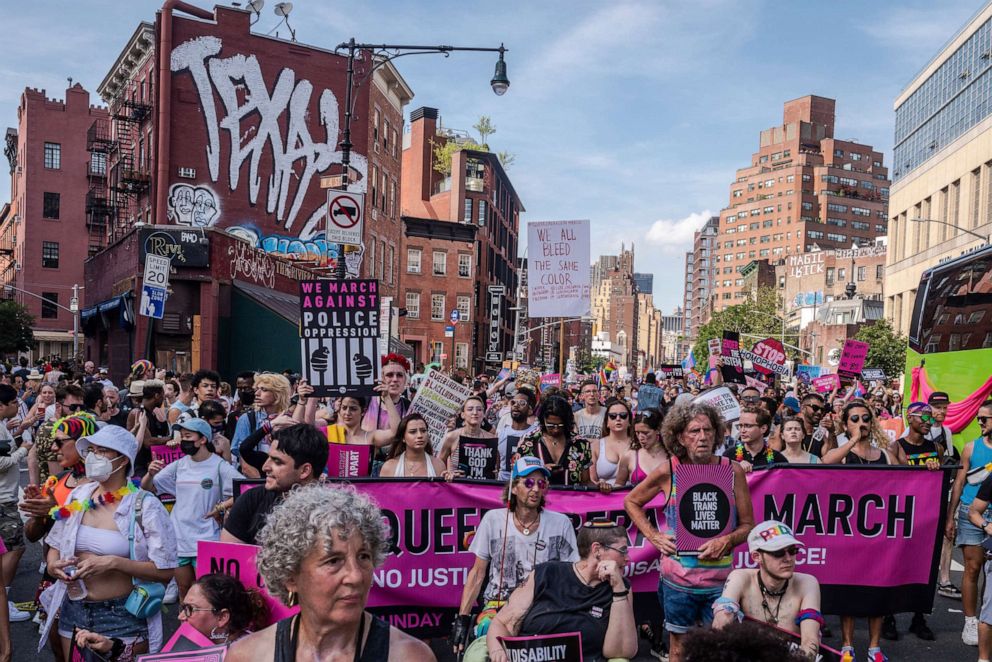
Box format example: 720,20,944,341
3,283,83,358
329,39,510,278
911,218,990,244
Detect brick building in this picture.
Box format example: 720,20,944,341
82,4,412,379
712,96,890,312
399,107,523,372
590,244,638,369
0,84,107,359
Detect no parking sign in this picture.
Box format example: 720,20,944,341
326,191,365,245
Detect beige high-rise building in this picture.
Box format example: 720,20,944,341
886,5,992,334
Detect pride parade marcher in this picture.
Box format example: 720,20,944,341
625,400,754,662
615,408,668,486
380,413,447,478
230,372,293,464
713,520,822,659
226,483,435,661
575,379,606,440
779,416,820,464
495,388,538,481
514,395,593,486
948,400,992,647
363,353,412,431
590,398,635,491
451,456,578,656
722,407,786,472
441,395,497,479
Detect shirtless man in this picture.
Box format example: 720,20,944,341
713,520,822,659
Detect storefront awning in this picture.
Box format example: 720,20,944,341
231,281,299,324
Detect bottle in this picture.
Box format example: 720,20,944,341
63,565,88,601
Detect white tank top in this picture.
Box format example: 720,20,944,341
596,438,619,484
393,452,437,478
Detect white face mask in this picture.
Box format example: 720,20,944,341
84,452,124,482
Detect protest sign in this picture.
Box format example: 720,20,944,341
334,465,947,636
707,338,722,369
657,364,684,380
720,331,746,384
326,443,372,478
812,374,840,394
456,436,500,480
795,365,822,386
675,462,734,554
526,220,591,318
162,623,215,652
693,386,741,422
299,279,380,398
540,373,561,390
861,367,886,381
196,540,298,626
879,418,907,444
137,646,227,661
743,617,843,662
838,339,870,381
151,444,182,466
739,338,789,377
745,374,767,391
499,632,584,662
409,369,472,454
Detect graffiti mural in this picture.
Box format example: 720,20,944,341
167,183,220,227
227,226,364,278
170,36,368,233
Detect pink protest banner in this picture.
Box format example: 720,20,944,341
540,373,561,389
137,646,227,662
196,540,298,626
338,466,947,635
838,339,870,380
151,444,183,466
674,462,734,554
326,443,372,478
745,374,766,391
812,373,840,393
163,623,215,652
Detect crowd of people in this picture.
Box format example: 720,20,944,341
0,353,984,661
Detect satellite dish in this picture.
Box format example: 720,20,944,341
248,0,264,12
827,348,841,367
274,2,292,16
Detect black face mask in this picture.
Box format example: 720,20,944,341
180,440,200,456
239,389,255,406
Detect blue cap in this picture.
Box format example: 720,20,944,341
783,396,801,414
511,456,550,480
175,417,212,440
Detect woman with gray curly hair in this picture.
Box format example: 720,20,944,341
226,483,436,662
624,400,754,662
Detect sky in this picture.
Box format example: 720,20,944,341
0,0,985,313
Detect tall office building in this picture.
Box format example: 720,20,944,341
682,216,719,338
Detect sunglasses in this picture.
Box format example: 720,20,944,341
608,412,629,420
64,404,83,412
179,603,216,619
909,413,936,424
979,416,992,425
848,414,872,423
544,422,565,429
522,477,549,490
763,546,799,559
804,404,824,413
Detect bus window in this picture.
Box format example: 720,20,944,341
909,247,992,354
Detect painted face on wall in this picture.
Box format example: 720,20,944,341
192,188,219,226
169,184,220,227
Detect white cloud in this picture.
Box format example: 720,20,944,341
644,210,712,253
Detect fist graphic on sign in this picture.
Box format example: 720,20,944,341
310,347,330,372
353,354,373,381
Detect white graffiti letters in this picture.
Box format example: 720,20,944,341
171,36,367,231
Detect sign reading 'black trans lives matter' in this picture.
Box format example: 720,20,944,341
299,279,380,398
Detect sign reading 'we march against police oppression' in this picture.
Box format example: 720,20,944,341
299,279,380,398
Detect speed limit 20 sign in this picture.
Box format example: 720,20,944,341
326,191,365,246
142,254,171,289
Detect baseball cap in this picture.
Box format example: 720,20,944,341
175,417,212,440
906,401,933,418
748,520,804,554
76,426,140,475
782,396,801,414
927,391,950,406
511,456,551,480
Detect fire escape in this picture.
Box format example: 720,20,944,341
85,119,115,255
106,87,152,242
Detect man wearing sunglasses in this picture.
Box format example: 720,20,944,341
451,456,578,657
713,520,822,659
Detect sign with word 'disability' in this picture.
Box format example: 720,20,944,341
499,632,584,662
299,279,380,398
675,460,734,555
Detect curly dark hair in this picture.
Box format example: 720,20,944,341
661,401,725,461
537,395,575,441
194,573,270,637
681,621,810,662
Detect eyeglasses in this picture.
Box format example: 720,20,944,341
179,603,216,618
522,477,549,490
53,436,74,448
741,396,760,404
979,416,992,425
763,546,799,559
607,412,629,420
848,414,872,423
81,446,120,459
603,544,629,556
64,403,84,412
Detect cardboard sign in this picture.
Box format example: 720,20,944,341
861,367,886,381
838,339,870,380
326,443,372,478
745,375,767,391
409,369,472,455
675,461,734,554
720,331,746,384
540,373,562,390
299,279,380,398
526,220,592,318
708,338,722,369
812,374,841,393
457,436,500,480
693,386,741,423
137,645,227,662
499,632,584,662
196,540,299,626
795,365,822,385
151,444,183,466
163,623,216,652
232,478,263,499
657,364,685,380
739,338,789,377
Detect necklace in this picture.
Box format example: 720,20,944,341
736,441,774,464
50,482,137,520
572,562,591,586
514,511,540,535
757,572,790,625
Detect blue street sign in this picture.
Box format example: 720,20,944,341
445,325,455,337
450,309,460,324
140,284,167,320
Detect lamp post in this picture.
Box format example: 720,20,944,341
911,218,990,245
329,39,510,278
3,283,82,358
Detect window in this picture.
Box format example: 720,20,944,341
42,241,59,268
876,264,884,279
826,268,835,285
478,200,487,226
807,230,824,240
827,233,847,242
41,292,58,319
852,221,870,230
44,142,61,169
371,166,379,207
827,203,848,213
431,294,445,321
838,268,847,280
458,254,472,278
455,343,469,369
432,251,446,275
367,240,376,278
387,245,394,285
405,292,420,319
90,152,107,176
431,341,444,362
851,153,862,161
857,266,867,282
373,108,380,152
456,295,471,322
851,207,871,217
464,199,473,223
43,192,60,219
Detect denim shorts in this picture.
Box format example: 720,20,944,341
178,556,198,568
58,595,147,642
957,503,986,547
982,561,992,625
662,581,722,634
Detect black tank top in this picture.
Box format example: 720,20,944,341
898,436,941,466
273,613,390,662
845,449,889,465
801,432,824,457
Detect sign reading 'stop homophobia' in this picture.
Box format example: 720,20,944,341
299,279,380,398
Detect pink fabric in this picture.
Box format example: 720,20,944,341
911,366,992,433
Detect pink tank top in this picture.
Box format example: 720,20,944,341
630,450,649,485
